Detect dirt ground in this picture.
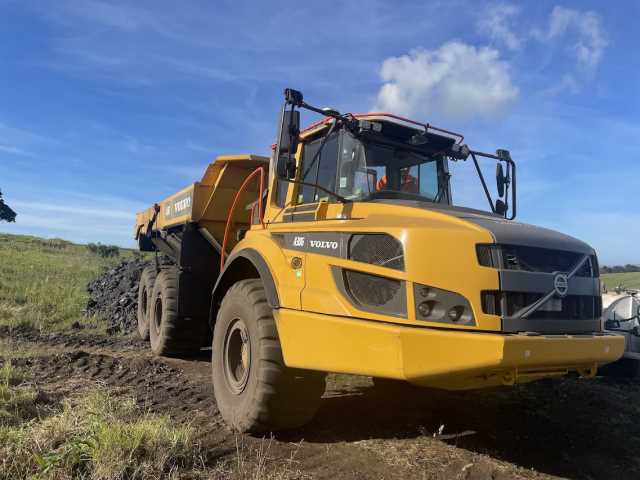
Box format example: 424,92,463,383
4,325,640,480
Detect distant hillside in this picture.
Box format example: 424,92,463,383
601,272,640,291
0,233,133,332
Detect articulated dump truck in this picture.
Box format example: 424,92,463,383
134,88,624,433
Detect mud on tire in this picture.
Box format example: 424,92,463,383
149,267,203,357
137,266,158,340
212,279,326,433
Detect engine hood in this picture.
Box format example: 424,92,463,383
370,199,595,255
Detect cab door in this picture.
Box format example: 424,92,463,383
285,132,354,315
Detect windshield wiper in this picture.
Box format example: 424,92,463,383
301,119,337,182
294,119,350,204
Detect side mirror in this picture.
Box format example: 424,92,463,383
279,110,300,155
495,199,507,216
496,163,506,198
276,110,300,179
276,153,297,179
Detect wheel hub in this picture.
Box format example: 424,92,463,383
224,319,251,394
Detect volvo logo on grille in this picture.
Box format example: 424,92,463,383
553,273,569,298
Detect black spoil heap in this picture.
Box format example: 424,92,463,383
86,256,172,334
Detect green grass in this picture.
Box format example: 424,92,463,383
0,381,307,480
0,360,42,427
0,387,203,480
601,272,640,291
0,234,131,333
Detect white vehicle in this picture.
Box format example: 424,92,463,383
602,292,640,376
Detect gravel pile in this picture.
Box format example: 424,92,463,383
86,257,172,334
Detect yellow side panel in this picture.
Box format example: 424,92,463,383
269,200,501,331
231,231,306,310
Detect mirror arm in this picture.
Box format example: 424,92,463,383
470,150,518,220
470,153,496,214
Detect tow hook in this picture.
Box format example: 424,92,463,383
577,364,598,378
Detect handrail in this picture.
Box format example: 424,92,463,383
220,166,265,271
298,112,465,144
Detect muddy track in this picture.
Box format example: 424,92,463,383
4,330,417,479
1,325,148,352
15,351,216,420
5,328,640,479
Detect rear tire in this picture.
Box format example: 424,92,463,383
137,266,157,340
212,279,326,433
149,268,202,356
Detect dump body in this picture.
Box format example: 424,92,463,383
135,154,268,252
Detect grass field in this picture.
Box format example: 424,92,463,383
0,234,129,332
601,272,640,290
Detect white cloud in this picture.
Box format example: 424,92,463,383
477,4,521,51
0,144,32,157
373,41,519,120
533,6,607,71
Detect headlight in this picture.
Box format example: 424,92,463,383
414,284,475,326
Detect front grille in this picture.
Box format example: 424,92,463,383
477,244,598,278
349,234,404,270
482,291,601,320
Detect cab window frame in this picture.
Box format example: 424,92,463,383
296,131,340,205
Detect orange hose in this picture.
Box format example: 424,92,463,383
220,167,265,271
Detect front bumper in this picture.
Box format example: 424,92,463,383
276,309,625,390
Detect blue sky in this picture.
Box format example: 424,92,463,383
0,0,638,265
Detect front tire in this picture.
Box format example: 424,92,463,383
212,279,326,433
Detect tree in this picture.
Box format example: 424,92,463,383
0,190,16,222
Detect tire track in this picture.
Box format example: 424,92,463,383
12,350,217,422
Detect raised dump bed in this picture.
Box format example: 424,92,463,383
134,154,268,255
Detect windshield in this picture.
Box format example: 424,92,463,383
336,131,448,203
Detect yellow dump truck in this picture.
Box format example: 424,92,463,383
135,88,624,432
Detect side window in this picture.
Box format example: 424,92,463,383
419,161,439,200
297,133,339,204
298,139,320,204
275,175,289,208
315,134,338,201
